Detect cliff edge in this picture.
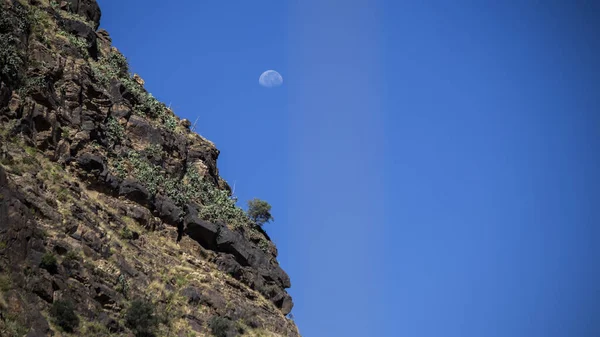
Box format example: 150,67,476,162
0,0,299,336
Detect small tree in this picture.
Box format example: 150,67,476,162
125,299,158,337
50,300,79,332
247,198,274,226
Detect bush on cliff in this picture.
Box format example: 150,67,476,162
50,300,79,332
125,299,158,337
247,198,274,226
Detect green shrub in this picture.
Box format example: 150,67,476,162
124,299,158,337
64,250,80,263
106,117,125,145
0,274,12,292
40,252,58,273
144,144,163,160
30,7,53,47
50,300,79,332
163,114,177,131
121,78,166,119
0,3,29,88
247,198,274,226
90,50,129,87
209,317,233,337
258,238,269,253
120,227,133,240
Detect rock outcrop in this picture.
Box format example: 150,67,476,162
0,0,299,335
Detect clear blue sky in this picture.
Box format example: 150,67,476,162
97,1,599,336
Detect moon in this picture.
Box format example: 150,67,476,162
259,70,283,88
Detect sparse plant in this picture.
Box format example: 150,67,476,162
163,114,177,131
80,321,110,337
209,316,234,337
64,250,80,263
144,144,162,160
90,50,129,87
106,117,125,145
17,75,48,96
258,238,269,253
62,30,89,57
40,252,58,273
50,300,79,332
247,198,274,226
30,7,53,47
120,227,133,240
56,187,69,202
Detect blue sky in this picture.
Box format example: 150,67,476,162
97,1,599,336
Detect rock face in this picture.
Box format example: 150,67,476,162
0,1,299,336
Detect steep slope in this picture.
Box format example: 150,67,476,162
0,0,299,336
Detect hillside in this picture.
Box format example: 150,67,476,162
0,0,298,336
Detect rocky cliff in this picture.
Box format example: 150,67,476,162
0,0,299,336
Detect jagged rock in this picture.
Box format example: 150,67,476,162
104,173,121,192
183,212,219,250
64,0,102,29
182,286,226,310
181,286,202,304
96,29,112,56
154,194,182,226
109,103,131,118
185,315,204,333
53,241,71,255
119,179,151,206
77,152,106,174
60,18,98,58
0,167,36,265
93,283,119,308
133,73,145,86
30,273,54,303
54,138,71,162
214,254,243,279
125,204,153,227
180,118,191,129
126,115,162,150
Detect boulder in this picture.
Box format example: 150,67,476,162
183,204,218,249
154,194,182,226
118,179,151,206
76,152,106,174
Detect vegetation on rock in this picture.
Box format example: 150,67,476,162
50,300,79,332
125,299,159,337
40,252,58,273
